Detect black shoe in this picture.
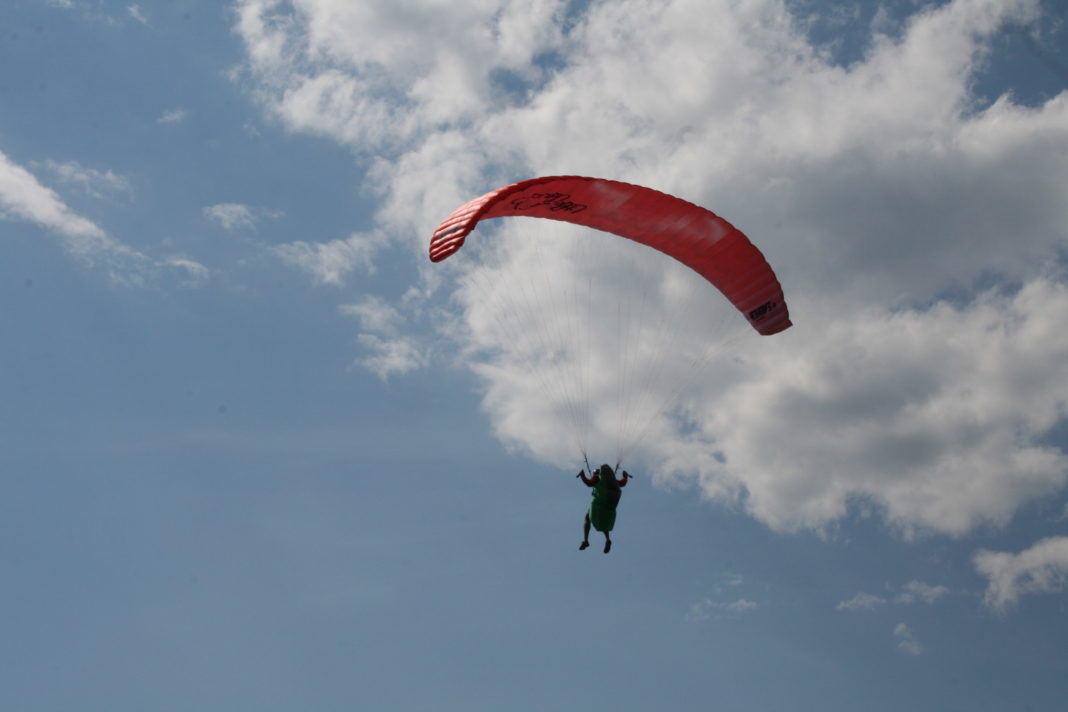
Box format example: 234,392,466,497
603,540,612,554
579,541,589,550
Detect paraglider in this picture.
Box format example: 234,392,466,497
430,176,792,548
429,175,791,335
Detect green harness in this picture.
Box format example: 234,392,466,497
588,468,622,533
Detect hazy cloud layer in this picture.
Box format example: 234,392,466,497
235,0,1068,535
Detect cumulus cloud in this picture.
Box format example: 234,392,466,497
234,0,1068,535
234,0,568,153
974,537,1068,611
691,280,1068,535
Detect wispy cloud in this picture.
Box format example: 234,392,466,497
838,581,950,611
0,148,216,287
128,4,149,25
836,593,887,612
0,148,147,281
896,581,950,605
974,537,1068,611
204,203,256,230
340,296,428,380
274,232,385,285
340,296,405,334
894,623,923,656
203,203,282,231
157,108,188,124
354,333,428,381
1,150,108,241
39,160,133,201
163,256,210,287
687,574,761,622
686,598,759,623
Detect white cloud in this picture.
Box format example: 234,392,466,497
339,295,403,334
687,280,1068,536
157,108,188,124
128,4,149,25
679,281,1068,538
354,333,428,381
894,622,923,656
273,231,385,285
2,150,108,241
723,574,745,589
0,148,146,279
203,203,282,231
40,160,133,201
838,580,949,610
974,537,1068,611
836,592,887,611
725,599,759,613
341,296,428,380
896,580,950,605
0,150,215,286
234,0,567,152
204,203,256,230
234,0,1068,535
163,256,210,287
686,597,759,622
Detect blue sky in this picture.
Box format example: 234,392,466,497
2,1,1067,710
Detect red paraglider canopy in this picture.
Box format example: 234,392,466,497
429,176,791,335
